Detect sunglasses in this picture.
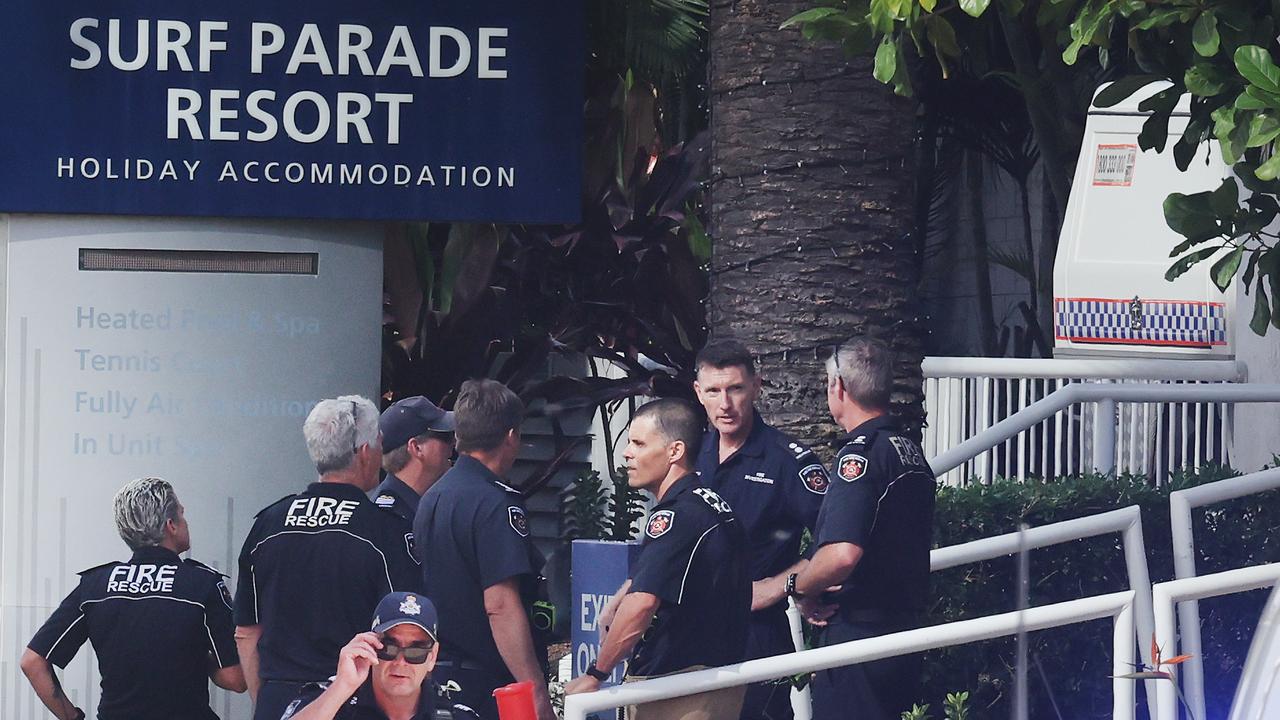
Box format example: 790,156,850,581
376,639,435,665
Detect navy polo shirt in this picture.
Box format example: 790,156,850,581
814,416,937,616
695,412,828,656
28,546,239,720
282,677,436,720
413,455,545,681
234,481,418,682
371,474,420,525
627,474,751,677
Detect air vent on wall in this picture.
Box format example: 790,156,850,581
79,248,318,275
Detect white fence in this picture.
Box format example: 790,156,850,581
929,383,1280,484
923,358,1246,485
563,591,1136,720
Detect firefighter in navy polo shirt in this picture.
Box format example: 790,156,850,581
235,396,419,720
692,339,829,720
20,477,245,720
281,592,443,720
565,398,751,720
373,396,455,524
412,380,553,720
788,338,937,720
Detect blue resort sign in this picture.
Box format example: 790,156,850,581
0,1,583,223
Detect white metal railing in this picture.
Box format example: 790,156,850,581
1152,564,1280,720
1229,585,1280,720
923,358,1246,485
930,505,1158,718
929,383,1280,484
1168,468,1280,720
563,592,1136,720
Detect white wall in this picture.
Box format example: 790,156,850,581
0,214,382,720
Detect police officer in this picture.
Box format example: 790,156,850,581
235,395,418,720
374,396,456,524
692,339,830,720
564,399,750,720
281,592,442,720
789,338,937,720
412,380,553,720
20,477,245,720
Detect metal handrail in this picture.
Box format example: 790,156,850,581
563,592,1136,720
1168,468,1280,720
923,357,1245,382
1152,564,1280,720
930,383,1280,477
930,505,1157,719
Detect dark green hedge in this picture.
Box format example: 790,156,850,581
920,466,1280,719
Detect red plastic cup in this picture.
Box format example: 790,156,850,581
493,680,537,720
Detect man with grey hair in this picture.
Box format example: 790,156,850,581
21,477,245,720
235,395,418,720
413,379,553,720
787,338,936,720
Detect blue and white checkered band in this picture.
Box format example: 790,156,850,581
1054,297,1227,348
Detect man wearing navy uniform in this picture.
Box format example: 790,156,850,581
692,339,830,720
20,477,245,720
374,396,455,524
235,395,418,720
565,398,751,720
789,338,936,720
413,379,553,720
281,591,442,720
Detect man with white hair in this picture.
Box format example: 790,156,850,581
235,395,418,720
20,477,245,720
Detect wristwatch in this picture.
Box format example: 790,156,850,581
585,662,611,682
785,572,803,599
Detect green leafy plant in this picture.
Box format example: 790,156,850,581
561,469,614,541
901,703,934,720
943,691,971,720
607,466,647,541
561,467,646,542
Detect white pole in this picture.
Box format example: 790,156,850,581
786,599,812,720
1094,397,1117,474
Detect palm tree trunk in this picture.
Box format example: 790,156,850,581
707,0,924,443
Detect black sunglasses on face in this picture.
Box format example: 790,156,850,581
376,640,435,664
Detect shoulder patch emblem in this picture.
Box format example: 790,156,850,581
375,494,396,508
507,506,530,537
800,464,830,494
838,454,868,482
645,509,675,538
217,580,234,609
